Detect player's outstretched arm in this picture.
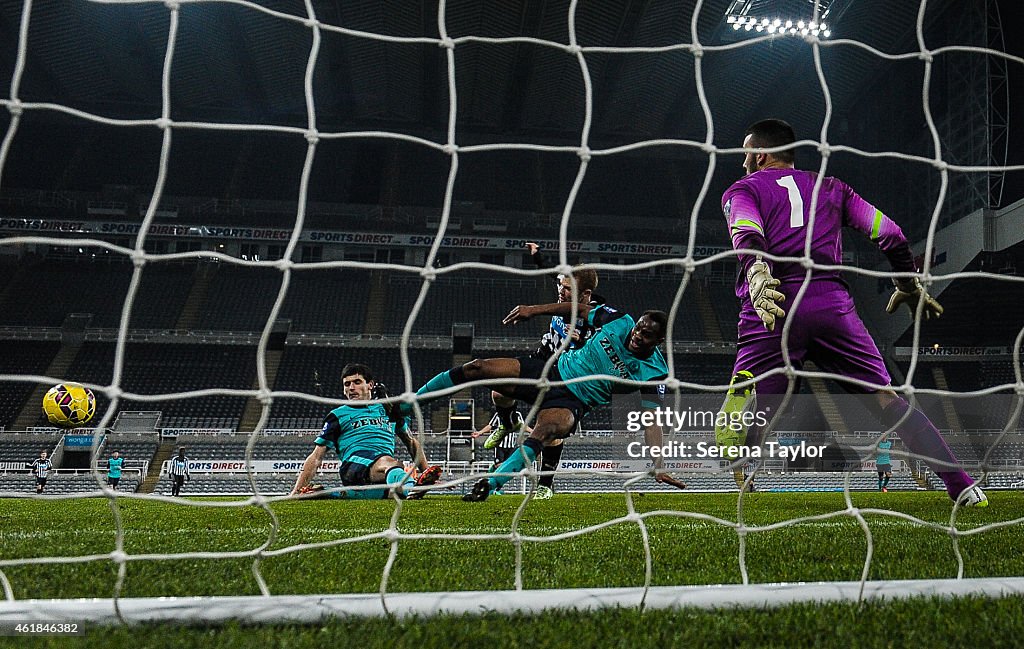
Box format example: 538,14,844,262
397,425,428,472
746,257,786,331
643,416,687,491
469,424,492,439
885,277,944,319
290,445,326,495
503,301,592,325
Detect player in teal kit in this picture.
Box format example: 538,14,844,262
106,451,125,489
876,438,893,492
404,303,687,501
718,118,986,506
290,363,441,499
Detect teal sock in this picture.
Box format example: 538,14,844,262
395,370,456,418
416,370,455,398
488,439,542,491
385,465,416,497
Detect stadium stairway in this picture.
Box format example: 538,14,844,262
911,471,931,490
139,442,177,494
362,270,389,336
931,367,964,432
804,364,845,434
12,339,83,429
445,352,472,432
239,349,283,432
174,262,216,330
693,280,724,344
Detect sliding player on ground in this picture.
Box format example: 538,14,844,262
291,363,442,500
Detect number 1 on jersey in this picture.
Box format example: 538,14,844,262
776,175,804,228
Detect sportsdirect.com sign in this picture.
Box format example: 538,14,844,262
161,459,341,474
0,217,724,258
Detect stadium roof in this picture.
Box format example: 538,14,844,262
0,0,1019,235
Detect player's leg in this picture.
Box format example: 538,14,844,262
369,455,442,500
410,358,522,410
483,390,523,450
36,478,44,495
874,391,982,501
322,452,392,499
877,470,885,491
725,319,808,491
490,445,515,495
715,370,760,491
464,405,576,502
537,438,564,498
482,357,561,452
811,305,984,505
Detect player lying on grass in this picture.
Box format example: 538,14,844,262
290,363,442,500
717,118,986,506
401,303,687,501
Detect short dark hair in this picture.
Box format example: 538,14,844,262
564,266,599,293
640,310,668,336
745,119,796,164
341,363,374,383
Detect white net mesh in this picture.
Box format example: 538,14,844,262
1,0,1024,624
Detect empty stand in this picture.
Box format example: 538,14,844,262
269,345,453,428
0,258,132,328
59,342,257,429
198,264,281,331
0,340,60,429
279,268,371,333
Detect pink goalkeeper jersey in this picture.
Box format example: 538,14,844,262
721,168,910,303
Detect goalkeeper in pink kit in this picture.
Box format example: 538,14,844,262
719,118,986,507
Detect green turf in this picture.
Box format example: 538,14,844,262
0,491,1021,647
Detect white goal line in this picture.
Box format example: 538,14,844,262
2,578,1024,624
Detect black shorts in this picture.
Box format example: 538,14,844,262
109,477,121,488
35,477,47,486
877,464,892,475
339,449,391,486
507,356,589,423
494,445,517,464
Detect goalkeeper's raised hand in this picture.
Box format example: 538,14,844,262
746,257,786,331
885,278,943,320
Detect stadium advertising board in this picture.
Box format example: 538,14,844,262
161,459,341,473
63,434,100,447
895,346,1010,358
0,217,857,261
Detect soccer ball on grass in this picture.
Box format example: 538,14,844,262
42,383,96,427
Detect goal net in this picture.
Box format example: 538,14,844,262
1,0,1023,626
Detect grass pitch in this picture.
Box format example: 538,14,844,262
1,490,1022,647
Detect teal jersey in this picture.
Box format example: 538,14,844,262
317,403,398,462
107,457,124,479
877,440,892,465
556,307,668,408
